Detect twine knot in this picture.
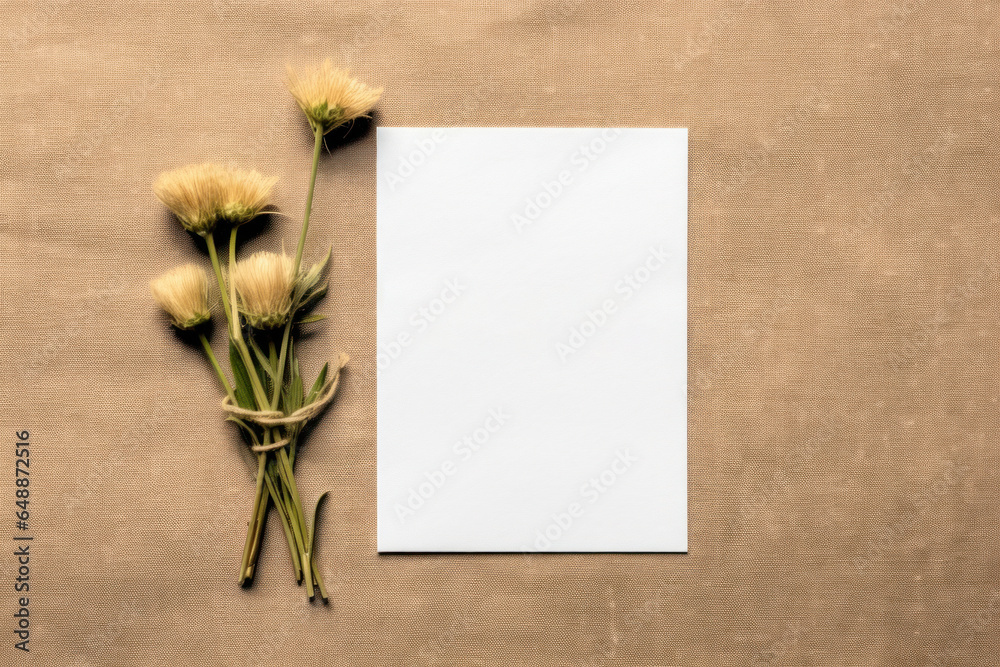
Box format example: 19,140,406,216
220,353,349,451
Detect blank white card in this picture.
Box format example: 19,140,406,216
376,128,687,552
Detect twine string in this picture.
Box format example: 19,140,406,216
220,353,349,452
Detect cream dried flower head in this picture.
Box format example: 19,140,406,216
150,264,212,330
154,164,276,235
232,251,295,329
218,167,278,227
286,60,383,134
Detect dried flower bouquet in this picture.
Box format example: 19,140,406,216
149,61,381,601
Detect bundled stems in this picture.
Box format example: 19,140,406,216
236,121,329,598
239,454,267,582
151,62,381,603
214,218,327,599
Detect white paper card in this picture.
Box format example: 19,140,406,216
377,127,687,552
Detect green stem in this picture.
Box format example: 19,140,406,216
263,329,306,583
245,477,270,581
224,226,277,585
198,333,234,400
278,449,308,539
276,493,307,588
271,321,293,411
239,453,267,585
262,464,303,582
205,231,232,329
227,227,270,409
241,426,278,577
275,448,312,596
202,330,272,585
268,460,306,557
311,561,328,603
293,124,324,276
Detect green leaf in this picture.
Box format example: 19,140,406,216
248,337,275,382
297,281,328,314
282,344,305,415
296,313,327,324
289,357,304,413
293,246,332,308
244,336,277,400
306,362,329,404
307,491,329,557
228,339,256,409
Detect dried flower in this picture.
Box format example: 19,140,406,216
150,264,211,329
148,62,375,602
218,168,278,227
154,163,276,235
285,60,382,134
231,251,295,329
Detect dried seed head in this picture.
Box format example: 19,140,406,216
231,251,295,329
285,60,382,134
150,264,211,329
218,167,277,227
153,163,276,234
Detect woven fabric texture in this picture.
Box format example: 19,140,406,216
1,1,997,665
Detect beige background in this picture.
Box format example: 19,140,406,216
2,0,998,665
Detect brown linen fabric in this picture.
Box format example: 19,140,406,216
2,1,998,665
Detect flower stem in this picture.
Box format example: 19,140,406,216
198,333,234,400
239,453,267,585
293,124,324,276
205,231,232,329
312,561,328,603
272,321,293,411
263,467,303,582
245,475,270,580
227,227,270,409
275,448,312,596
201,331,272,585
271,472,307,578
